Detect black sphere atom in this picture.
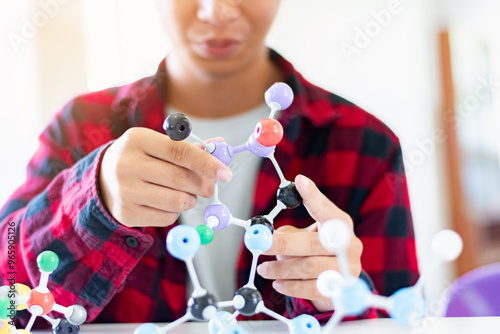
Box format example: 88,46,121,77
277,182,302,209
250,215,274,233
163,113,192,141
233,287,262,316
53,319,80,334
187,292,218,321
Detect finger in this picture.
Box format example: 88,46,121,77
139,129,233,182
192,137,225,150
133,180,198,213
306,222,320,233
264,231,334,256
120,204,180,228
257,256,338,280
138,156,214,198
275,222,318,234
274,225,301,234
272,279,331,302
295,175,352,225
274,224,319,260
206,137,225,143
192,142,205,150
275,255,297,261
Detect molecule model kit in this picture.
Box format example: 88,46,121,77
163,82,300,238
134,83,321,334
134,81,464,334
315,219,463,333
0,251,87,334
1,82,465,334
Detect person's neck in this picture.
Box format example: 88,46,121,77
165,48,283,119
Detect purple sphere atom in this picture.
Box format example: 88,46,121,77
246,133,275,158
264,82,294,110
211,141,234,166
204,204,231,230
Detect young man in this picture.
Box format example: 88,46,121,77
0,0,418,325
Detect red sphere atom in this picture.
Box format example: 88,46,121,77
26,290,55,315
255,118,284,147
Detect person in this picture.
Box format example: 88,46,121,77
0,0,418,326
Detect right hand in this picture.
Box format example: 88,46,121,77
98,127,233,228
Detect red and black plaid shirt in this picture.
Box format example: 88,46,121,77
0,50,418,325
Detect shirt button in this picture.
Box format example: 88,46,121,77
125,236,139,248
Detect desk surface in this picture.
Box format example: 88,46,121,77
30,317,500,334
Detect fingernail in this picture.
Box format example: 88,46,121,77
257,263,268,276
298,174,309,188
273,280,283,291
217,168,233,182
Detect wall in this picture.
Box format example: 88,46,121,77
0,1,41,205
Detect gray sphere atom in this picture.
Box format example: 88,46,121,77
53,319,80,334
233,287,262,316
187,292,218,321
163,113,192,141
66,305,87,326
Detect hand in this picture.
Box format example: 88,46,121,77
98,127,232,228
257,174,363,312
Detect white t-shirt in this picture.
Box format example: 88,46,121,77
166,104,270,303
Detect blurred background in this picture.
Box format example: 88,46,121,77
1,0,499,313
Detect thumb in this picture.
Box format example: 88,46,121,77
295,174,352,226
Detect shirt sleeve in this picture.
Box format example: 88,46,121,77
0,102,154,324
355,139,419,296
284,138,418,321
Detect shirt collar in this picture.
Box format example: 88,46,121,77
269,49,342,127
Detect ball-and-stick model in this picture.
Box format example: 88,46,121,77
0,251,87,334
162,82,301,239
135,224,320,334
134,83,320,333
316,219,463,333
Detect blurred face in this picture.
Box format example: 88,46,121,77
157,0,281,76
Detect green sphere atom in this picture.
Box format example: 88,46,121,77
196,225,214,245
0,296,12,320
37,251,59,272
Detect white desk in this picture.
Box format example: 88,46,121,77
30,317,500,334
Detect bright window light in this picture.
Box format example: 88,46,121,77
84,0,170,92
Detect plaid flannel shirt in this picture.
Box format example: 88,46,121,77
0,50,418,325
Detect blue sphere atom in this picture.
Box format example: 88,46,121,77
339,278,370,316
289,314,321,334
166,225,201,260
231,325,250,334
244,224,273,252
133,323,158,334
389,287,425,326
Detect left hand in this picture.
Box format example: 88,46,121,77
257,174,363,312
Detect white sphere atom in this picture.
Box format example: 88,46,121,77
319,219,352,251
431,230,463,261
316,270,343,298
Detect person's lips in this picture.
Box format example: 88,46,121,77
195,39,241,59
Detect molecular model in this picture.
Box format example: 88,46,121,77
135,224,320,334
134,83,321,334
162,82,301,237
0,251,87,334
315,219,464,333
